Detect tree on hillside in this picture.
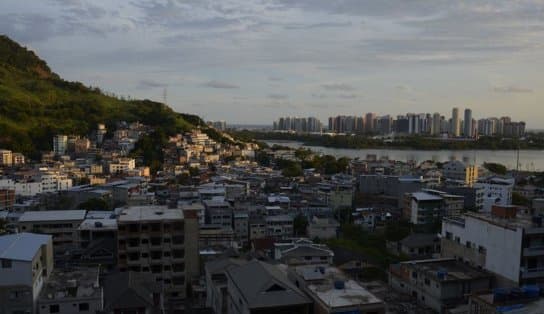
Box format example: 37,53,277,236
483,162,507,175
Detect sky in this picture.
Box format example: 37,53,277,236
1,0,544,127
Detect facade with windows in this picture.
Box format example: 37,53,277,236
0,233,54,314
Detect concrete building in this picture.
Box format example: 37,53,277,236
116,205,198,308
0,233,54,314
451,107,461,137
76,218,118,269
468,289,544,314
0,149,13,166
102,271,164,314
387,233,441,259
404,192,446,225
204,200,233,229
389,258,493,313
108,158,136,174
442,160,478,186
289,265,385,314
36,267,102,314
273,238,334,266
442,206,544,286
306,216,339,240
53,135,68,156
265,215,293,239
205,258,246,314
226,260,311,314
464,108,473,138
233,212,249,247
18,210,87,256
432,112,442,136
474,176,514,212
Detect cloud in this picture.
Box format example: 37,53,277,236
201,80,240,89
268,93,289,100
312,93,328,99
321,83,356,91
137,79,167,89
492,86,533,93
268,76,283,81
338,93,358,99
284,21,352,30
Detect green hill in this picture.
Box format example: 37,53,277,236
0,35,220,159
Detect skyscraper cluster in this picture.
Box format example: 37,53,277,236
273,116,323,133
273,107,526,138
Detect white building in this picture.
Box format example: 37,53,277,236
39,172,72,193
15,182,43,197
442,207,544,286
474,176,515,212
108,158,136,174
0,233,54,314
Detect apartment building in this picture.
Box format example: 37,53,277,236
403,192,447,225
265,215,293,239
108,158,136,174
389,258,493,313
18,210,87,256
0,233,54,314
226,260,311,314
289,265,385,314
442,160,478,186
36,267,102,314
117,205,198,309
474,176,514,212
442,205,544,286
0,149,13,166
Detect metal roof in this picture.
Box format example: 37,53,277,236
0,233,51,261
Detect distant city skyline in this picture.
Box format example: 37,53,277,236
1,1,544,127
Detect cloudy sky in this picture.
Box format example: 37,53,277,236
1,0,544,127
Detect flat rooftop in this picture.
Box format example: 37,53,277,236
445,211,537,231
294,265,382,308
39,267,101,302
118,206,183,222
19,210,87,222
397,258,492,282
78,219,117,231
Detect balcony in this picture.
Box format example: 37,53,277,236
523,246,544,257
521,267,544,279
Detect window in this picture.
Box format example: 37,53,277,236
466,241,472,249
49,305,60,313
455,236,460,244
78,303,89,312
445,232,452,240
1,259,12,268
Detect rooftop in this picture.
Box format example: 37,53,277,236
19,210,87,222
294,265,383,308
0,232,51,261
39,267,101,301
118,206,183,222
78,218,117,231
411,192,443,202
395,258,492,282
226,260,311,309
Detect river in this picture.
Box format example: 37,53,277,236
264,140,544,171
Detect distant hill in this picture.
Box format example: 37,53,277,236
0,35,223,159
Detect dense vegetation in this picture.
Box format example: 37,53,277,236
232,130,544,151
0,35,223,160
